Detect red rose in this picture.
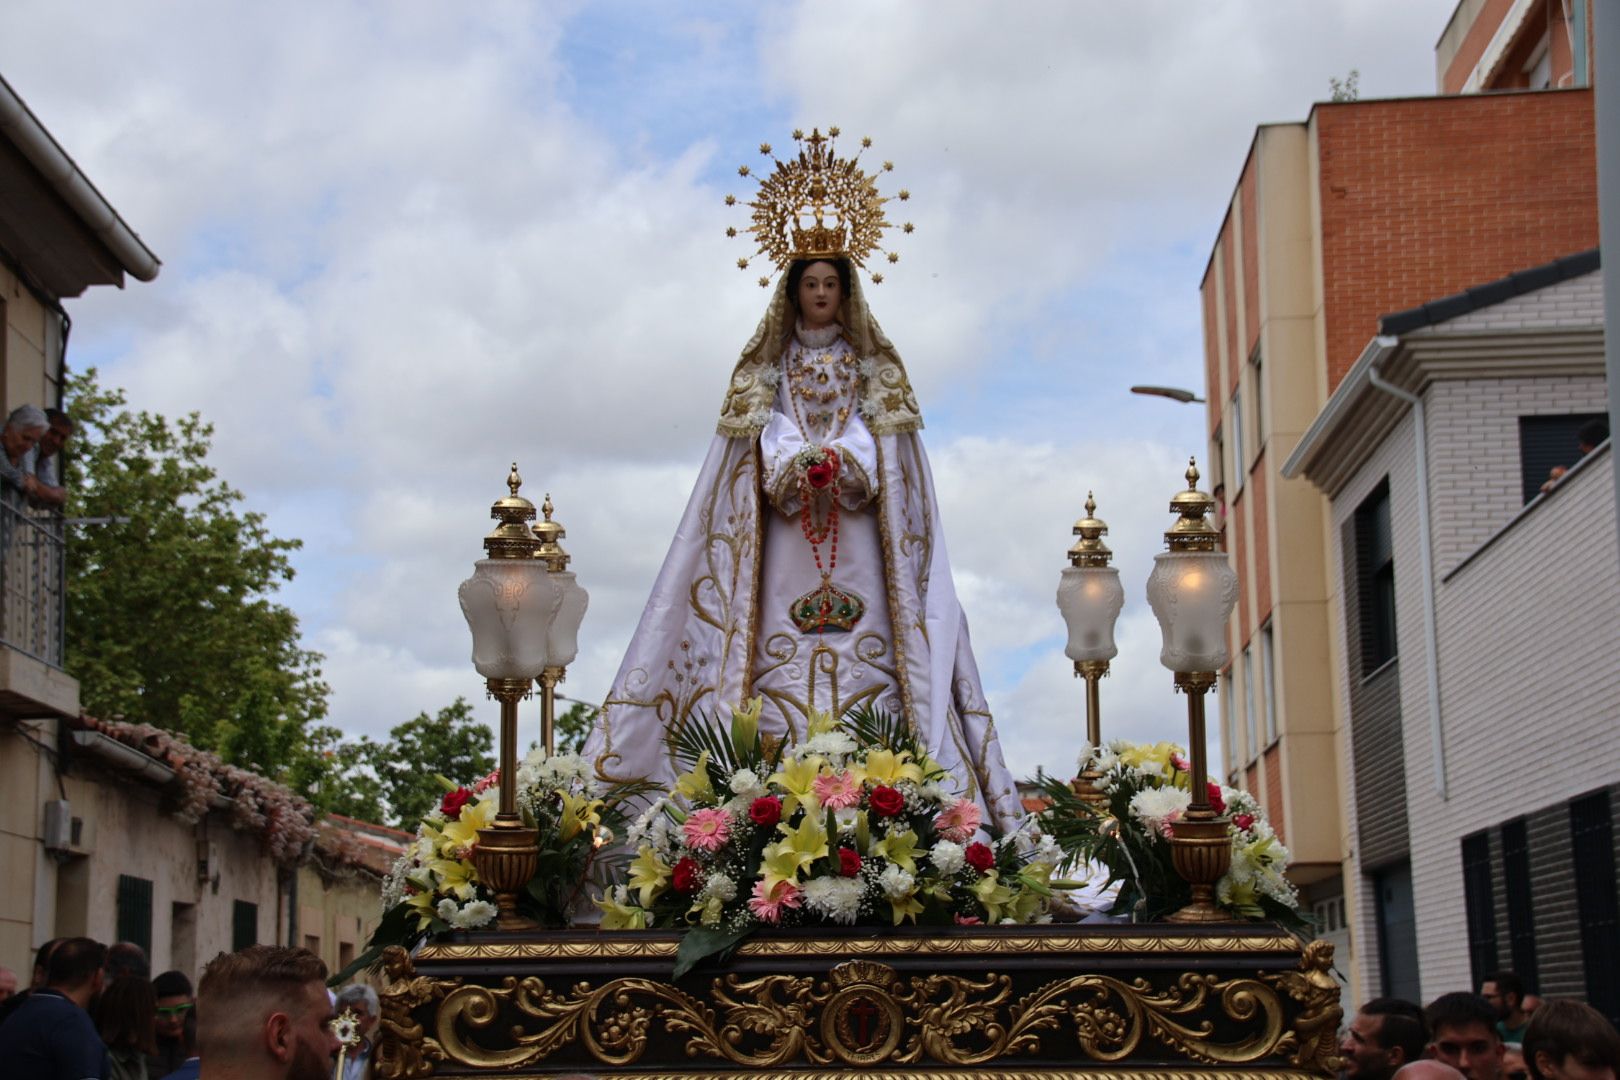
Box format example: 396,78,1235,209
1233,813,1256,832
749,796,782,827
672,857,701,894
868,785,905,817
440,787,473,819
1207,781,1226,816
838,847,862,877
806,450,838,489
964,842,995,873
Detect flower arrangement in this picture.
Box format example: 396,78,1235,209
1032,739,1305,930
598,700,1069,975
336,748,647,984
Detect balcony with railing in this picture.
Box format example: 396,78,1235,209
0,493,77,717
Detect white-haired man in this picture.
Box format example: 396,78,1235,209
0,404,47,507
333,983,380,1080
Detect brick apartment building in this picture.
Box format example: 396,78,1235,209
1197,0,1598,1003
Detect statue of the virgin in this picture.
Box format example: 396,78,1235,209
586,129,1021,830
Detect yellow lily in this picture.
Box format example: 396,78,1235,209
889,891,926,926
1118,740,1180,781
805,707,837,738
558,791,603,842
689,895,726,928
596,894,649,930
440,795,498,855
628,846,672,907
761,816,828,887
973,871,1018,923
767,754,825,815
674,751,717,804
405,888,438,931
731,697,763,756
859,747,924,786
428,857,480,901
871,828,920,874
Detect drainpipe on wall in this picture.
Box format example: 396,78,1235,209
1366,345,1448,800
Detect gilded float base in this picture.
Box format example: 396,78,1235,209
373,926,1343,1079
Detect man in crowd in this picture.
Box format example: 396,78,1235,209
1483,973,1531,1046
105,941,150,982
1523,999,1620,1080
0,936,109,1079
1341,998,1430,1080
333,984,380,1080
196,945,338,1080
1397,1064,1468,1080
1428,992,1506,1080
152,970,197,1079
21,407,71,508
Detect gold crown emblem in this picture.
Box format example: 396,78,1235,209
726,127,913,286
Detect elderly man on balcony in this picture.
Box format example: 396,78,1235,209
0,404,47,505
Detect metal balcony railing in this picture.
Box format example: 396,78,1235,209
0,494,65,667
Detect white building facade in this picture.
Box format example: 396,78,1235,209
1284,252,1619,1017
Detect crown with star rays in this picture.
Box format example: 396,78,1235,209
724,126,914,286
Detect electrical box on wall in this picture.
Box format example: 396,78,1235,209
42,800,91,857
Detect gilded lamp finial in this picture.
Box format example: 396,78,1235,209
1166,457,1219,552
484,464,540,560
533,493,570,572
1069,491,1113,567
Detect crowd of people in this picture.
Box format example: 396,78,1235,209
0,403,72,510
1340,972,1620,1080
0,938,380,1080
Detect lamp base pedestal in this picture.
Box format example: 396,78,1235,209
1165,814,1232,924
1069,769,1109,809
474,819,540,931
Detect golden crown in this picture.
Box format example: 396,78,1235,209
726,127,913,286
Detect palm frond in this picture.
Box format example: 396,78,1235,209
843,703,922,758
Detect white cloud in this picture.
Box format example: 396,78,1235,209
3,1,1445,787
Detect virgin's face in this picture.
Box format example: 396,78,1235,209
796,261,843,330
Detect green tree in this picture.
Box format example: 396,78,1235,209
303,725,388,823
64,369,330,784
555,700,597,755
1329,69,1360,102
370,698,494,828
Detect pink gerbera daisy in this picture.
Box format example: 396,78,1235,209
933,799,982,843
681,807,733,853
747,879,803,924
811,769,862,811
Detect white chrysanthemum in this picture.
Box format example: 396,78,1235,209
930,839,965,875
699,872,738,903
1094,745,1120,773
803,876,864,924
1034,833,1063,865
1128,786,1191,838
800,731,857,759
728,767,764,797
436,897,460,923
1075,741,1096,771
454,900,499,929
878,864,915,900
919,781,949,804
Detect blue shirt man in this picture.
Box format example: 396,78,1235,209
0,937,110,1080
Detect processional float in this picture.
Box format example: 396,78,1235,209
370,130,1343,1080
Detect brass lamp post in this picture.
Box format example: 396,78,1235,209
1144,459,1240,924
531,494,588,756
1055,492,1123,805
457,465,556,930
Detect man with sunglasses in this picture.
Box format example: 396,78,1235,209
1428,992,1506,1080
151,970,197,1079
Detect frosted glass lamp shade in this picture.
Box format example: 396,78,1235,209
458,558,562,680
545,571,589,669
1145,550,1238,672
1056,564,1123,663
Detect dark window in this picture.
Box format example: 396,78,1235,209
1519,413,1607,503
116,875,153,955
1569,791,1620,1024
1355,481,1397,672
1501,818,1539,991
1374,862,1420,1002
1462,832,1499,988
232,900,258,952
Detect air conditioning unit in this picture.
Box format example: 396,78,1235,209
43,800,72,851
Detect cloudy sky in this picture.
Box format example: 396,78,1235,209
3,1,1454,781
